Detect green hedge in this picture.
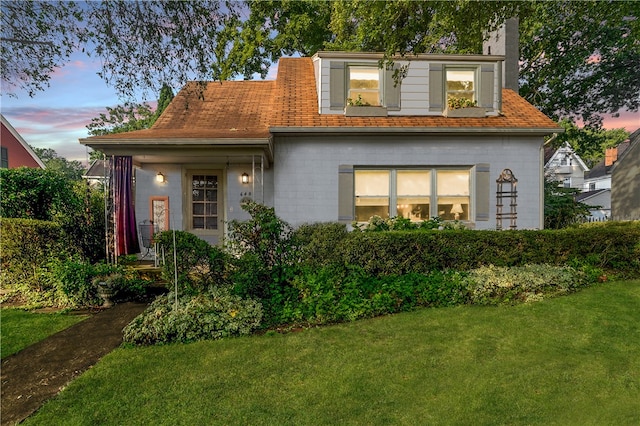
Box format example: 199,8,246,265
331,222,640,278
0,218,67,279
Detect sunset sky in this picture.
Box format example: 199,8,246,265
1,52,638,165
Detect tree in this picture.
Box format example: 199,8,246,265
2,1,638,127
544,178,592,229
31,147,85,181
553,121,630,168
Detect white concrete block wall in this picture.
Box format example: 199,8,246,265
135,165,184,232
272,135,545,230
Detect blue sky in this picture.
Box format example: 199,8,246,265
1,52,638,165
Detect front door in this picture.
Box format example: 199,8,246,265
187,170,223,245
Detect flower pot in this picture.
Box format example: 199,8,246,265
97,282,115,308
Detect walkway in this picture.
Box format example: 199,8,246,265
1,302,148,425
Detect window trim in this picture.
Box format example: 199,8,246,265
444,66,480,108
353,167,473,222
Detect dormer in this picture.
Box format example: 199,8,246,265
312,51,505,118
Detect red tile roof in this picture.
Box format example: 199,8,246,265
83,56,560,142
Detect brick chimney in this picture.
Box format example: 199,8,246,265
605,147,618,167
483,18,519,92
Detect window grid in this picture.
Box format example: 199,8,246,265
191,174,218,230
355,168,471,222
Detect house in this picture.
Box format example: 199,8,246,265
611,129,640,220
80,25,561,250
543,141,589,189
0,114,45,169
581,136,635,219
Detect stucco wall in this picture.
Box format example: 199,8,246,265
272,134,545,230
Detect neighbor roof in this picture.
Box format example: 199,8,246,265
81,56,560,144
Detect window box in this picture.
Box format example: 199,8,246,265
345,105,388,117
444,106,487,118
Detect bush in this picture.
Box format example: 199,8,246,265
464,264,591,305
333,221,640,278
0,219,69,305
227,202,298,311
155,230,229,296
122,288,263,345
292,222,349,268
276,266,469,326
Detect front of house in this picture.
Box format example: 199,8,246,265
81,48,560,248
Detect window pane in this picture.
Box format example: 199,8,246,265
397,170,430,196
356,202,389,222
397,198,430,221
437,170,469,196
192,204,204,215
446,70,474,91
437,198,469,221
349,66,380,106
205,217,218,230
355,170,389,196
193,217,204,229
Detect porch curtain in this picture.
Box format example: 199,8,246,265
112,156,140,256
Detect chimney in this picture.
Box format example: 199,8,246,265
605,147,618,167
483,18,519,91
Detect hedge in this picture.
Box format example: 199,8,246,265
327,222,640,278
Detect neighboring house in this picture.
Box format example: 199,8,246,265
83,159,109,186
581,138,632,219
0,114,45,169
575,189,611,220
611,129,640,221
544,141,589,189
81,24,561,247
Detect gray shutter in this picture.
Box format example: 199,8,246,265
330,62,346,110
429,64,443,112
384,65,401,110
338,165,354,223
480,65,495,110
476,163,490,221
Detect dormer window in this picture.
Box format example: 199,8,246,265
446,69,477,106
348,66,380,106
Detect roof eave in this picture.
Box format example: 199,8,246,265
269,126,562,136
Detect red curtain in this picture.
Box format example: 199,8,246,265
113,156,140,256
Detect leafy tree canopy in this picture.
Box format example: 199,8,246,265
2,0,638,128
553,121,630,168
31,147,85,181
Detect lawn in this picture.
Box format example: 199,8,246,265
1,309,88,359
26,280,640,425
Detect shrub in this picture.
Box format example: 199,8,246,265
291,222,349,268
277,266,469,326
227,202,298,308
155,230,229,296
353,215,465,232
122,288,263,345
464,264,591,305
333,222,640,278
0,219,69,305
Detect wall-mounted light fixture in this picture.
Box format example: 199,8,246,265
241,172,249,184
156,172,166,183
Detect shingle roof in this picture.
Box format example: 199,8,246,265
271,57,560,132
83,56,560,142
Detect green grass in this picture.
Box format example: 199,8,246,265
1,308,88,358
26,280,640,425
